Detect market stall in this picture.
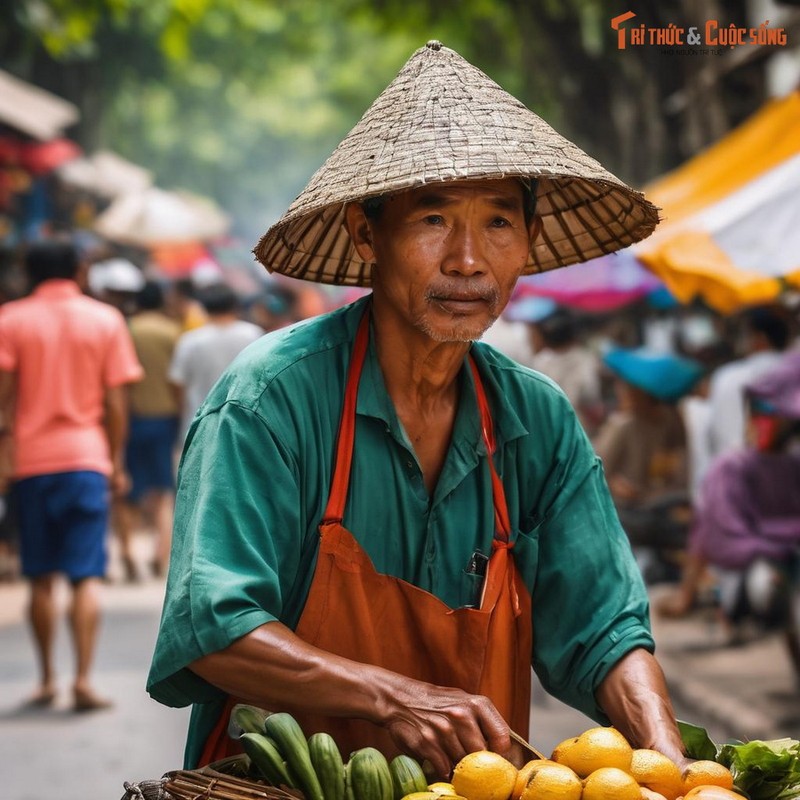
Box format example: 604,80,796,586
635,91,800,314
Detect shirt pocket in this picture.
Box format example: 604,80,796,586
511,524,542,592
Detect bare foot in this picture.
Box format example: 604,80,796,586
73,686,113,712
23,686,56,708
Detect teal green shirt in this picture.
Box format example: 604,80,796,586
147,296,654,767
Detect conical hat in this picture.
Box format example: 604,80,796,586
255,41,659,286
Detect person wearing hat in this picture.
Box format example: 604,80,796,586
657,351,800,659
593,347,704,582
147,43,688,774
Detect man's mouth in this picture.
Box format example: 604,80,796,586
427,289,497,315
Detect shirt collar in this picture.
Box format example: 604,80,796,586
353,303,529,455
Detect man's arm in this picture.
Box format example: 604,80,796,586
104,384,130,497
0,370,15,493
189,621,511,778
595,648,689,769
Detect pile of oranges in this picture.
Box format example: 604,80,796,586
446,726,739,800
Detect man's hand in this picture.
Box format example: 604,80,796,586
595,648,690,771
189,621,514,779
376,680,512,778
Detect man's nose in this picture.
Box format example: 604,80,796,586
442,222,487,276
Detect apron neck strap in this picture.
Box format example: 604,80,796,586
468,358,512,542
322,308,511,542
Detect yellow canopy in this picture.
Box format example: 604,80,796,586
635,91,800,313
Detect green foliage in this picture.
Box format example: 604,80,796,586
5,0,763,243
679,721,800,800
678,719,720,761
717,739,800,800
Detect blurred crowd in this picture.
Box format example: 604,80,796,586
487,293,800,671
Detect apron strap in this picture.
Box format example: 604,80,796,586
322,308,511,544
321,309,370,524
469,357,512,543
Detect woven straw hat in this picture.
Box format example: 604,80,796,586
255,41,659,286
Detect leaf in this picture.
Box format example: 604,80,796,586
678,719,719,761
717,739,800,800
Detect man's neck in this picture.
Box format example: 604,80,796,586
372,311,469,411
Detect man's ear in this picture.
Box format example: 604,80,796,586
528,214,543,243
345,203,376,263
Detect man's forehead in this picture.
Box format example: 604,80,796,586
398,179,525,207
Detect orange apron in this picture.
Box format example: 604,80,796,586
199,311,532,765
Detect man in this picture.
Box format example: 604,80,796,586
116,280,181,581
168,281,263,439
0,239,142,710
706,307,789,462
148,42,687,775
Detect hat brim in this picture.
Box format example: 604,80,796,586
256,175,658,286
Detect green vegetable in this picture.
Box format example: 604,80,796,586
678,719,800,800
678,719,720,761
718,738,800,800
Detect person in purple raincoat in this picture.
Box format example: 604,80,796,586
657,351,800,656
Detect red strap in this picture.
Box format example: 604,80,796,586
469,357,512,542
322,309,511,543
321,310,370,524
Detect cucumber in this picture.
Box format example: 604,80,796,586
265,712,325,800
309,732,346,800
239,732,295,787
229,703,270,736
389,755,428,800
348,747,394,800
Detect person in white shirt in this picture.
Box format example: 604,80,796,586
706,308,790,463
169,282,263,439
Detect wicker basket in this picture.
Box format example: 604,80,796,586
120,755,305,800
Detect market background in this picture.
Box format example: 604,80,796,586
1,1,800,799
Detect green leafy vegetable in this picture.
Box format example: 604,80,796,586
717,739,800,800
678,719,720,761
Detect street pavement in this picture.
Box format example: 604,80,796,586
1,549,798,800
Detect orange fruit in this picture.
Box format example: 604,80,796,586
551,726,633,778
582,767,641,800
518,763,582,800
451,751,518,800
550,737,578,765
640,789,669,800
682,761,735,793
630,749,684,800
511,760,558,800
682,787,742,799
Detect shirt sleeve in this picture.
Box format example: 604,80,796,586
104,313,144,387
527,403,655,723
147,400,305,708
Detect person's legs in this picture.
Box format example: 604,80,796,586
69,576,111,709
13,475,62,703
113,498,139,582
28,573,58,703
56,471,113,710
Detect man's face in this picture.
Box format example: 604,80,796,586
346,179,539,343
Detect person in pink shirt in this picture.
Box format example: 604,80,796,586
0,239,143,711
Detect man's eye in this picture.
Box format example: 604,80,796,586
490,217,511,227
424,214,444,225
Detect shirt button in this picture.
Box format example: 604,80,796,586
406,461,413,469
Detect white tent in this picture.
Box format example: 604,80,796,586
0,69,79,140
